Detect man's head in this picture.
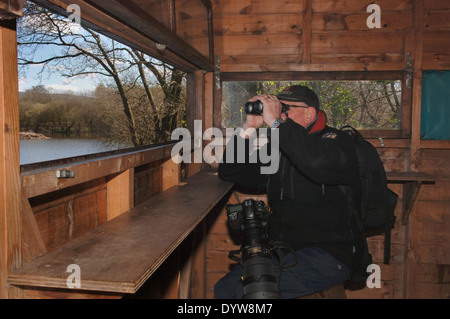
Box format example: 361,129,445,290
276,85,320,128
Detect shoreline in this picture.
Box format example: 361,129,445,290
20,132,51,140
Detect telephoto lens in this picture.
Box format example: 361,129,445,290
226,199,280,299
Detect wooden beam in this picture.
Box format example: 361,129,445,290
0,0,22,18
220,71,405,82
0,18,22,299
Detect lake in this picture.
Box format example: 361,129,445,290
20,139,130,165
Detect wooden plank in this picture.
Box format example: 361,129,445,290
220,59,406,72
220,70,405,81
311,11,412,32
311,32,405,55
0,18,22,299
423,31,450,53
424,0,450,10
212,0,303,15
8,170,233,294
312,0,413,12
424,10,450,30
386,171,435,182
422,53,450,70
214,13,302,36
215,33,301,56
311,53,405,65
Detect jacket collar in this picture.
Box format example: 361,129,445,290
306,110,327,134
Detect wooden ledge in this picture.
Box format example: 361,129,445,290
8,170,233,294
386,171,435,183
386,172,435,224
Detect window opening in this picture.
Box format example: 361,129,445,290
18,1,186,165
221,80,401,130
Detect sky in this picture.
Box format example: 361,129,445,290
18,42,100,95
19,68,98,94
17,14,102,95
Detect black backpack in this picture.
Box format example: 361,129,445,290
339,125,398,266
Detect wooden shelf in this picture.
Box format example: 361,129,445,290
8,170,233,294
386,172,435,224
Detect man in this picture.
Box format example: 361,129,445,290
215,85,367,299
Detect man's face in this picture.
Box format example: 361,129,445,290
279,100,317,128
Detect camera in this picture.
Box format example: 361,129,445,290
244,99,289,115
226,199,280,299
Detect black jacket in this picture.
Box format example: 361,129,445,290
218,118,366,272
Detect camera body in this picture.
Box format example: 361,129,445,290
244,99,289,115
226,199,280,299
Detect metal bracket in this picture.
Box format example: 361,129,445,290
214,55,221,90
405,52,413,89
56,170,75,178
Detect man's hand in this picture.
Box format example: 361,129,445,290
249,95,282,127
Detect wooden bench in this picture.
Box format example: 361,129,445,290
8,169,233,296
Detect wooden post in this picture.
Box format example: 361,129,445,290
106,169,134,220
410,0,424,173
0,18,22,299
403,0,424,300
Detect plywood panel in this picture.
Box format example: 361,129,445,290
33,188,107,251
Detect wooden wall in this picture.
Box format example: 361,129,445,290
208,0,450,299
213,0,450,72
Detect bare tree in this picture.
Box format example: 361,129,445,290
18,1,186,146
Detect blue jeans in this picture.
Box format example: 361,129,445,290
214,247,351,299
